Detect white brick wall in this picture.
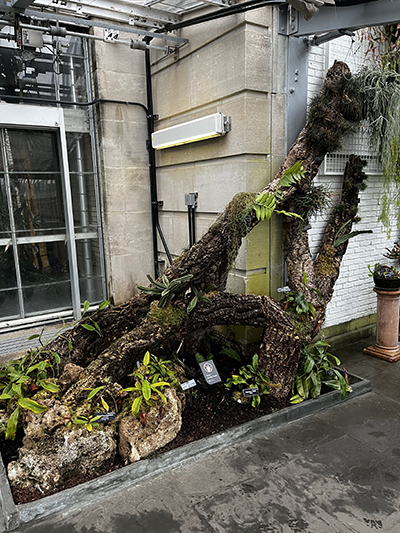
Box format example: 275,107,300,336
307,35,400,329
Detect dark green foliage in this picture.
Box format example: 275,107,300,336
0,352,60,440
120,351,170,416
290,341,352,404
225,354,278,408
292,184,331,226
138,274,193,308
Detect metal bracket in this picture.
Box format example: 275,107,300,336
278,4,298,36
223,115,231,133
103,28,119,41
307,29,354,46
279,0,400,38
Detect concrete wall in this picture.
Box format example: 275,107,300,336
150,7,287,299
91,30,154,304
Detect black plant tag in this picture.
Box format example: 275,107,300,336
94,412,116,423
242,387,259,398
198,360,222,385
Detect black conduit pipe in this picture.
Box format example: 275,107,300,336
145,38,162,279
159,0,282,32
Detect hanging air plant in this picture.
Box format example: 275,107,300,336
351,65,400,234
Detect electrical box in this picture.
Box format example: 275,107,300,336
18,29,44,49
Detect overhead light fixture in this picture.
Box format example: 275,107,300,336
152,112,231,150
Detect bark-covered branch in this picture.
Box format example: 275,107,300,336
44,60,365,405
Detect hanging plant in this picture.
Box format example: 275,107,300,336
350,65,400,235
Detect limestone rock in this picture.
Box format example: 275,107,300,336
59,363,84,389
24,399,70,439
118,387,182,463
7,425,117,492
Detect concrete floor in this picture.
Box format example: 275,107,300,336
5,336,400,533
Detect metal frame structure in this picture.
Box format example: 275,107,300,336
283,0,400,149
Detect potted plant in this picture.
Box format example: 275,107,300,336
368,263,400,291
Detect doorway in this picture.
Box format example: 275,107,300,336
0,105,105,323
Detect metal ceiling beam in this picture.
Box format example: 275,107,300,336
11,0,36,10
13,6,189,42
279,0,400,37
34,0,181,28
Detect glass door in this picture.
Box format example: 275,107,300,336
0,127,73,320
0,104,106,324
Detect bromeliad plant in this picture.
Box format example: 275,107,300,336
138,274,193,308
120,351,170,416
225,354,280,408
290,340,352,404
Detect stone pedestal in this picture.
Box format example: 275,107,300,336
364,288,400,362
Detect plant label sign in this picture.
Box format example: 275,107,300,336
181,379,197,391
94,412,116,423
199,361,222,385
242,387,259,398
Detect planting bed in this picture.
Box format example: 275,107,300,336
0,368,371,532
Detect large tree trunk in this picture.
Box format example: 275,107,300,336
41,61,365,404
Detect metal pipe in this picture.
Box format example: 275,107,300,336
69,53,95,300
23,9,188,44
0,94,149,112
57,109,82,319
83,38,107,302
159,0,282,31
144,40,161,279
18,22,170,50
156,221,173,265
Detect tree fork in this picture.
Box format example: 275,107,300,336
47,61,363,404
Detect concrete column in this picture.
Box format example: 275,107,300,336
364,288,400,362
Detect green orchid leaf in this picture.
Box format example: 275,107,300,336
143,351,150,367
88,386,105,400
5,407,19,441
18,398,47,414
187,296,198,313
289,394,304,404
81,324,96,332
98,300,110,310
131,396,142,416
101,397,110,411
51,352,61,365
38,380,59,393
153,388,168,405
142,379,151,401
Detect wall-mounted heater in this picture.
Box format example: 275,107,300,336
152,113,231,150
